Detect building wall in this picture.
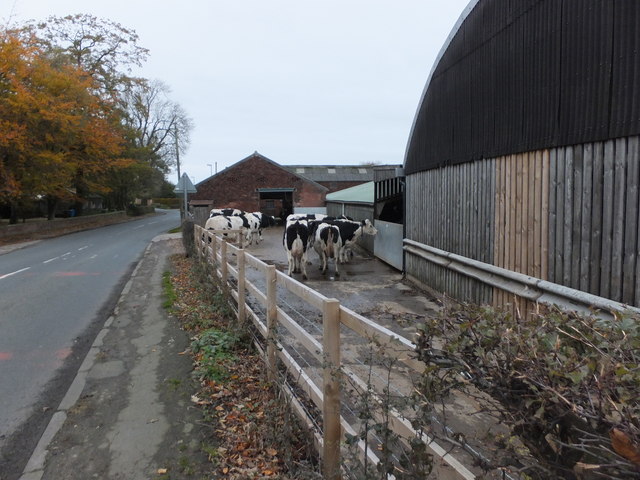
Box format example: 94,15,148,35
191,154,326,215
405,136,640,307
403,1,640,312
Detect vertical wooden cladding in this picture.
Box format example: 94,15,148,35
548,137,640,305
406,161,494,304
496,139,640,307
406,137,640,310
492,151,549,309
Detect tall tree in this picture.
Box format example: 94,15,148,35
24,13,149,99
103,79,192,209
0,29,127,221
25,15,192,208
121,79,192,173
4,15,193,215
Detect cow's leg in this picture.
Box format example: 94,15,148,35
301,252,308,280
287,251,294,276
338,246,345,264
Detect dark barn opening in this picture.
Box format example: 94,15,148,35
257,188,295,224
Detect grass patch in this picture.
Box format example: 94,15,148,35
161,271,177,309
191,329,243,382
165,378,182,392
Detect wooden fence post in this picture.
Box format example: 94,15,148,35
221,239,228,286
323,298,342,480
210,232,217,265
266,265,277,382
237,248,246,324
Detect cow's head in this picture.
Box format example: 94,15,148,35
361,219,378,236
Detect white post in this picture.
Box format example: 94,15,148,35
238,249,246,324
221,239,228,286
266,265,277,382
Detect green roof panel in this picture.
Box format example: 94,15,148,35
325,181,374,204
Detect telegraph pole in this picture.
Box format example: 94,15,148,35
175,124,182,181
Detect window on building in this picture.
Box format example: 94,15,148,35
328,168,336,174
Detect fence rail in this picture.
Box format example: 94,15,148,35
404,238,640,318
194,225,478,480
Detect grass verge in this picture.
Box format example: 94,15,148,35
167,253,319,479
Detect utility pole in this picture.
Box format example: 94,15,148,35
175,125,181,182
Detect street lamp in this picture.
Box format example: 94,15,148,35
207,163,213,176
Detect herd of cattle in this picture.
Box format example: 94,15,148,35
204,208,378,280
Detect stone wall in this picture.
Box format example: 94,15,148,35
0,211,132,245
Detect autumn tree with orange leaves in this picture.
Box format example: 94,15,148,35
0,29,128,222
25,14,192,211
1,15,192,221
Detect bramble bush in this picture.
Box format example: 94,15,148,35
414,303,640,479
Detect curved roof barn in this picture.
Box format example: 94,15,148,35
404,0,640,175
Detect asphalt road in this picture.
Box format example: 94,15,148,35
0,210,180,474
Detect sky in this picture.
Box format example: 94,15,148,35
4,0,470,185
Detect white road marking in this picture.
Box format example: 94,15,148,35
0,267,31,280
43,257,59,264
78,246,89,251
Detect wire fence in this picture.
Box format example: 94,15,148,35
194,224,509,480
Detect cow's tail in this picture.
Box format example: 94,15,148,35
327,229,335,258
292,237,303,272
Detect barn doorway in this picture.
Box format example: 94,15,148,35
257,188,295,224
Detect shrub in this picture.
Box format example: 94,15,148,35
126,204,155,216
414,303,640,479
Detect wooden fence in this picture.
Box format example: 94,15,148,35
193,225,478,480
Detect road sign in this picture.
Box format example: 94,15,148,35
174,173,197,193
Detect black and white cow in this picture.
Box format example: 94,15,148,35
248,212,276,244
209,208,245,218
286,213,328,223
283,219,310,279
332,218,378,263
311,222,342,276
204,214,252,244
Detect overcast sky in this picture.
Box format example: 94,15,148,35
5,0,470,184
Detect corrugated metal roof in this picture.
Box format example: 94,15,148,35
405,0,640,175
325,182,374,204
282,165,382,182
